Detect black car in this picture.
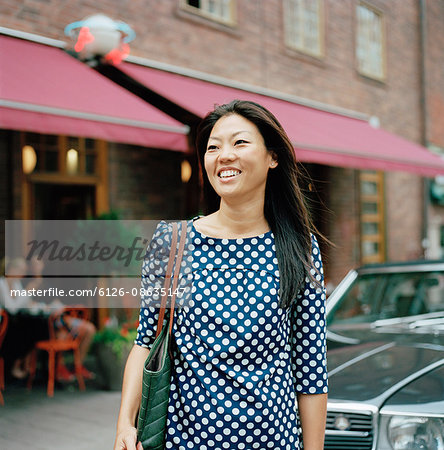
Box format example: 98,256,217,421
324,260,444,450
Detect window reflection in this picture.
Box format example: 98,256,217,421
329,272,444,326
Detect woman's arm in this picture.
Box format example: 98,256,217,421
115,221,172,449
114,344,149,450
297,392,328,450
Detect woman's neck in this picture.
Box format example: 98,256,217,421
213,198,269,237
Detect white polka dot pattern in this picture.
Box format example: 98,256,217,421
135,220,328,449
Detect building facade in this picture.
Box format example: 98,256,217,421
1,0,443,285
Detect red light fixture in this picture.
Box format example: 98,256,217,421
65,14,135,65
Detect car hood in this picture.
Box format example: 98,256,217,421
380,364,444,415
327,326,444,407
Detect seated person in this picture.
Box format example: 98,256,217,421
0,257,39,379
26,256,96,381
0,257,33,314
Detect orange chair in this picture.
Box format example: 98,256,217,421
27,306,88,397
0,309,8,405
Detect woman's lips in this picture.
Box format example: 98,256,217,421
218,169,242,179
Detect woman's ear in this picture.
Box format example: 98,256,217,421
269,152,278,168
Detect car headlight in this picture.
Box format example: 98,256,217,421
388,416,444,450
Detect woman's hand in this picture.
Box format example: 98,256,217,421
114,345,149,450
114,426,143,450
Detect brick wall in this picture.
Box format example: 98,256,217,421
11,132,23,221
108,143,186,220
323,167,361,285
0,131,11,262
385,172,424,260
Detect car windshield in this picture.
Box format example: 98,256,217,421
328,270,444,326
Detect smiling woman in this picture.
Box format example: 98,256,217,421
114,100,328,450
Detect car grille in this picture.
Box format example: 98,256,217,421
324,410,374,450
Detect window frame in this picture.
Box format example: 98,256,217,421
20,133,100,177
355,1,387,81
283,0,325,59
19,132,109,219
179,0,237,27
359,170,386,264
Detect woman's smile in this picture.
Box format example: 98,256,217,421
217,167,242,182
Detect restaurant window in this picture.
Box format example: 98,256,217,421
181,0,236,25
360,170,385,264
21,133,99,176
356,2,385,80
284,0,324,57
65,136,97,175
22,133,59,173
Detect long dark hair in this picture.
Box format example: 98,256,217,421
195,100,318,308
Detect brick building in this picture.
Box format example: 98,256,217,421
1,0,444,285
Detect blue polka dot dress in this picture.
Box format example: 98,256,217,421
135,219,328,449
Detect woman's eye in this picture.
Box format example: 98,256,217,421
206,145,218,152
234,139,248,146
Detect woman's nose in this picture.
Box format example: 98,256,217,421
218,144,236,160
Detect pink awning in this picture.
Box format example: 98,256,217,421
0,35,188,151
121,62,444,176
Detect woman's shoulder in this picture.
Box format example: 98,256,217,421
190,214,216,236
150,219,190,241
145,219,192,259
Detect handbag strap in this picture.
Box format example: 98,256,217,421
155,220,187,338
168,221,187,334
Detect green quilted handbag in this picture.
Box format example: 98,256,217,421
137,221,187,450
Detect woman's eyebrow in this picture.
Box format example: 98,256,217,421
231,130,251,138
208,130,251,142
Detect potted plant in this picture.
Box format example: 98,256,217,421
93,317,138,390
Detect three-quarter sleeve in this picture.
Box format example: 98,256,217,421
291,234,328,394
135,220,171,348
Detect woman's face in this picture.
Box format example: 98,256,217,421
204,114,277,203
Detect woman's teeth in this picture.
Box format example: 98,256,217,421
219,170,241,178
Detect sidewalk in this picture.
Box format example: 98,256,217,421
0,380,121,449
